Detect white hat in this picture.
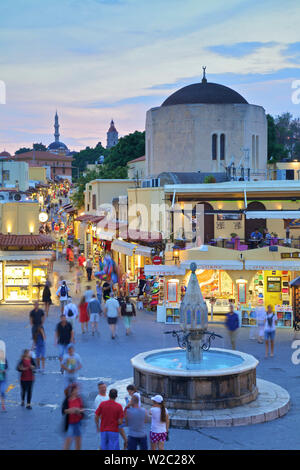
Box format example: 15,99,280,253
151,394,163,403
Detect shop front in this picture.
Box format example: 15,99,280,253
0,251,53,304
152,245,300,327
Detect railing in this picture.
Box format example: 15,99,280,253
209,237,298,250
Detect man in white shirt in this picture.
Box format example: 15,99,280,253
63,298,78,331
103,292,121,339
94,382,108,410
84,285,94,304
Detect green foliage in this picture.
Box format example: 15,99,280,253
267,112,300,161
204,175,216,183
15,147,32,154
71,130,145,209
33,142,47,151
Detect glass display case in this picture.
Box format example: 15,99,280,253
4,264,30,302
32,265,48,301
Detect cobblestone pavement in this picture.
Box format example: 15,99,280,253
1,260,300,450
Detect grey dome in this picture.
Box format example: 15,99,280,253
48,141,68,150
161,81,248,107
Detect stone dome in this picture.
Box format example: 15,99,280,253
161,80,248,107
48,141,68,151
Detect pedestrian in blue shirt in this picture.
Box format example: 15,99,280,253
225,304,240,350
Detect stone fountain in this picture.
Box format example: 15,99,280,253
131,263,259,410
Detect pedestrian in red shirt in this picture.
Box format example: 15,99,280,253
16,349,36,410
95,388,124,450
78,253,86,272
62,384,85,450
78,296,89,334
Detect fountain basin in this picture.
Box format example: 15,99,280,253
131,347,259,410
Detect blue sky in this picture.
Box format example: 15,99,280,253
0,0,300,153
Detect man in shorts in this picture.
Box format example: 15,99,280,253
103,292,121,339
95,388,124,450
87,294,102,335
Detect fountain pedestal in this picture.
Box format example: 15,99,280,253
186,330,204,366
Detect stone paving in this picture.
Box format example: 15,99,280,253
0,259,300,449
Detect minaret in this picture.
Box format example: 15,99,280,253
54,111,60,143
106,119,118,149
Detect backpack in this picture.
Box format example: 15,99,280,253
67,308,74,317
61,285,67,297
267,314,274,328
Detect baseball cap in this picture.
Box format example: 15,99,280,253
151,395,163,403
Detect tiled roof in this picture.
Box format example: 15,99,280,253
75,214,104,223
128,155,145,164
13,151,73,161
0,234,54,248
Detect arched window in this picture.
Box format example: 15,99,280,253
220,134,225,160
212,134,217,160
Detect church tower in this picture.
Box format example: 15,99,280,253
106,119,118,149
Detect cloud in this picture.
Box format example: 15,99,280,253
207,42,277,58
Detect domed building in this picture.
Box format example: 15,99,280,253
47,111,69,155
145,69,267,178
0,151,11,159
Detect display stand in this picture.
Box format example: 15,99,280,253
241,305,293,328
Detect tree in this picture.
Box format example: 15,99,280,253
33,142,47,151
267,114,288,161
108,131,145,168
71,143,108,177
204,175,216,183
15,147,32,154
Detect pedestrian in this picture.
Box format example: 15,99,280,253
87,294,102,335
125,395,148,450
96,280,102,304
84,285,94,304
102,280,111,301
29,301,45,340
126,384,141,407
94,381,108,410
0,348,8,411
225,303,240,350
78,296,89,334
264,305,277,358
61,344,82,386
74,268,82,295
16,349,36,410
95,388,125,451
62,384,85,450
55,314,74,372
78,253,86,272
32,325,46,374
63,297,79,332
121,296,136,335
255,305,266,344
42,282,52,317
149,395,169,451
56,280,69,314
86,258,93,281
73,245,79,259
103,292,121,339
68,248,74,272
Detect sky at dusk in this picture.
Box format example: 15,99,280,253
0,0,300,154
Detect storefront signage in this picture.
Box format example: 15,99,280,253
281,252,300,259
152,256,162,265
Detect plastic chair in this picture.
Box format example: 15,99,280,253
236,238,248,251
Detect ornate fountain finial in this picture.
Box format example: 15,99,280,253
202,66,207,84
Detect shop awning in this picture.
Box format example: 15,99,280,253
181,259,243,270
96,229,115,241
111,239,136,256
144,265,186,276
0,250,53,261
75,214,104,224
245,260,300,271
245,211,300,219
134,245,153,257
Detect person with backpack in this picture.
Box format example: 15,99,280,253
86,258,93,281
62,383,85,450
121,297,136,336
64,298,79,332
264,305,278,358
87,294,102,336
56,281,69,314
